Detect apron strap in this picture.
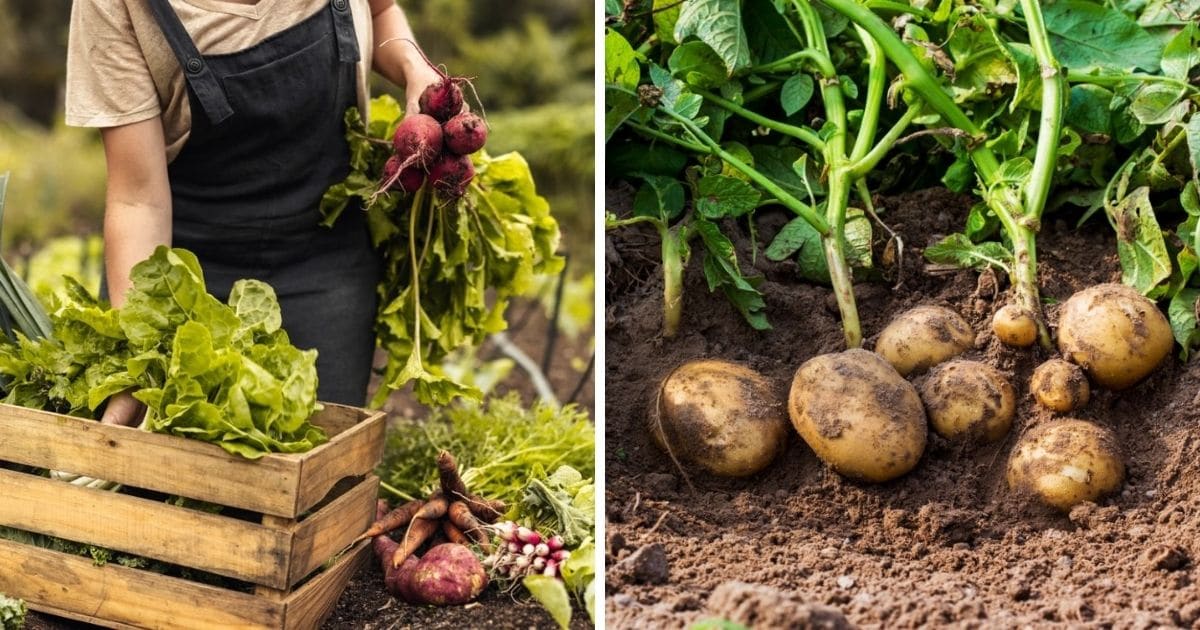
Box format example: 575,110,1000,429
329,0,360,64
146,0,235,125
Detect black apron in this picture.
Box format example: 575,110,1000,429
145,0,381,406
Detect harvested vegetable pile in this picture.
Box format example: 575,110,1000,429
322,87,563,406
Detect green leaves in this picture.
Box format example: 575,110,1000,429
669,42,727,89
781,74,815,116
675,0,751,74
695,175,761,219
1109,186,1171,296
924,234,1014,273
1042,1,1163,72
605,28,641,90
1161,24,1200,80
0,592,25,630
633,175,686,222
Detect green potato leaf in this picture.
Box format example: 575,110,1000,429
605,29,641,90
1109,186,1172,296
1042,1,1163,72
924,234,1014,273
1161,24,1200,80
695,175,761,219
674,0,751,75
1168,287,1200,360
780,74,815,116
694,219,770,330
669,41,727,89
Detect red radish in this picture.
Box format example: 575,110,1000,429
546,535,564,551
397,165,425,193
442,112,488,155
420,79,465,122
428,153,475,198
516,527,541,545
392,113,443,167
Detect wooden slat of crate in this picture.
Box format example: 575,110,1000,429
0,467,290,587
0,537,370,630
0,471,378,590
0,403,385,518
287,474,378,586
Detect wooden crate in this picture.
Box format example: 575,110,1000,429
0,402,387,629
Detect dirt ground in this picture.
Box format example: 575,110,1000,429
22,300,594,630
604,185,1200,628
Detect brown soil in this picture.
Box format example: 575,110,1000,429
605,185,1200,628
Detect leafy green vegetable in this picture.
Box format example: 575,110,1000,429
523,575,572,629
0,247,327,459
322,96,563,406
0,591,25,630
375,393,593,505
520,465,594,548
1042,1,1162,73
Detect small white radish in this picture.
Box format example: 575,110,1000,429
534,543,550,557
516,527,542,545
543,560,559,576
551,549,570,562
522,543,535,556
508,541,521,553
532,557,546,571
514,555,531,569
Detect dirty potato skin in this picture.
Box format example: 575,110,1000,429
1057,283,1172,390
992,304,1039,347
919,360,1015,443
875,306,975,376
1007,419,1125,511
648,359,789,477
789,349,927,482
1031,359,1090,413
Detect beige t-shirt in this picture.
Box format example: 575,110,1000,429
65,0,374,162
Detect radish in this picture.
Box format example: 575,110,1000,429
428,153,474,198
397,165,425,193
442,112,488,155
420,79,465,122
392,113,443,167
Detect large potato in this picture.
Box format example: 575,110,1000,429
1007,419,1124,511
919,360,1015,443
1030,359,1090,413
788,349,927,482
648,359,789,477
1057,283,1172,390
875,306,974,376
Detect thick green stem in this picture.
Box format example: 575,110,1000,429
1010,228,1052,348
824,168,863,348
850,104,920,177
850,26,888,162
1019,0,1064,223
661,226,685,338
741,50,834,76
697,89,826,153
654,107,832,234
821,0,1000,181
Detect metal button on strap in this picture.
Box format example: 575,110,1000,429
333,0,347,10
186,57,203,74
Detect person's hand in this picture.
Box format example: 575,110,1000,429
101,390,145,427
404,54,443,116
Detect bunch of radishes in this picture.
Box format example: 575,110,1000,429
381,75,488,199
484,521,570,580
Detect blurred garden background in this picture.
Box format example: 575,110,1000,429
0,0,595,410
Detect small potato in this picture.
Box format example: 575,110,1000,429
875,305,974,376
992,304,1038,347
1031,359,1090,413
1057,283,1172,390
649,359,788,477
919,360,1015,443
1007,419,1124,511
789,349,927,482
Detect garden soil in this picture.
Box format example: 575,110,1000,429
605,186,1200,628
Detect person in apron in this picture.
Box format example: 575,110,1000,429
65,0,440,423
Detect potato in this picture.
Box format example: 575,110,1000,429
992,304,1038,347
1030,359,1090,413
1007,419,1124,511
919,360,1015,443
789,349,927,482
1057,283,1172,390
649,359,789,477
875,305,975,376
